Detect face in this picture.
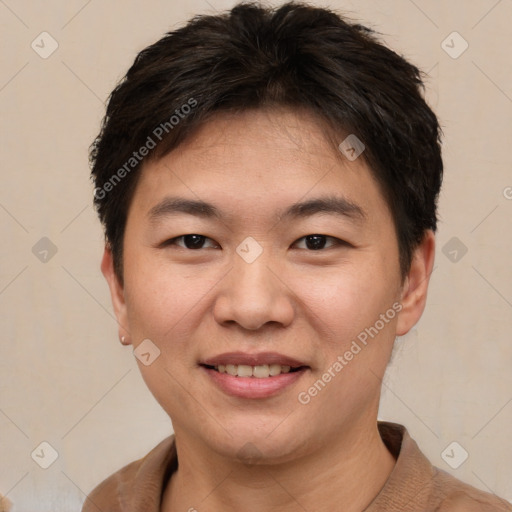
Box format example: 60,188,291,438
103,108,434,463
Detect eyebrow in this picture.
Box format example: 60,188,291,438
147,195,366,224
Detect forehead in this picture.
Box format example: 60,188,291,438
129,108,390,226
167,107,344,172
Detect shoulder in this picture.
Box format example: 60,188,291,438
81,457,142,511
374,422,511,512
433,467,512,512
81,435,176,512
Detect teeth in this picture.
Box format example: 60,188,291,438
214,364,295,378
253,365,270,378
237,364,253,377
270,364,288,376
226,364,237,376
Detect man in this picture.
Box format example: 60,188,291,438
84,2,511,511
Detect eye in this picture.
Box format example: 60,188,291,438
293,234,347,250
163,234,220,250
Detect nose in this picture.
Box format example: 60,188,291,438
212,250,295,331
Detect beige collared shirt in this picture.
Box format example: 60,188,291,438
82,421,512,511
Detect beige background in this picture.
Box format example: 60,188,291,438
1,0,511,510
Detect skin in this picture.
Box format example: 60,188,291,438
102,107,435,512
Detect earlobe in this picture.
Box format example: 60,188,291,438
395,230,436,337
101,245,132,345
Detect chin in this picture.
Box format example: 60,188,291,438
200,419,307,465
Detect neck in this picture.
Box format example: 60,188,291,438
162,420,396,512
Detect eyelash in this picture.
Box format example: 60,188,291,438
161,234,349,251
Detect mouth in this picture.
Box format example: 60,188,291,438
201,363,306,378
199,352,310,399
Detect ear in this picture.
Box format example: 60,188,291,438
101,244,131,345
396,230,436,336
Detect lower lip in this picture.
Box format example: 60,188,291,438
202,366,308,399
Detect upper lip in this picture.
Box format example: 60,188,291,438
201,352,308,368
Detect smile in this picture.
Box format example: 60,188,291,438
205,363,303,378
200,352,309,398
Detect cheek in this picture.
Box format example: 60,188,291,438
297,260,398,345
122,251,214,345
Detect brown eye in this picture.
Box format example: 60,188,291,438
182,234,207,249
294,234,342,250
164,234,219,250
